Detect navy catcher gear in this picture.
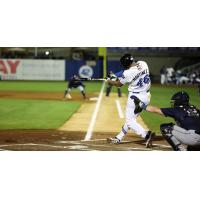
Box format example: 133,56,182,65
171,91,189,107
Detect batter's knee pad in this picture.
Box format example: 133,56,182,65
130,95,143,114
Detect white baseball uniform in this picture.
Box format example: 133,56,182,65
116,61,151,140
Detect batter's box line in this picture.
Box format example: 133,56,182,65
54,140,151,151
0,142,151,151
56,139,171,149
0,143,69,150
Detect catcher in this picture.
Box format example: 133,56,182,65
64,75,86,100
143,91,200,151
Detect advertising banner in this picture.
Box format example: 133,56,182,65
65,60,103,80
0,59,65,80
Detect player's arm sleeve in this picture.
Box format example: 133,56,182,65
114,70,124,78
160,108,176,117
118,72,130,85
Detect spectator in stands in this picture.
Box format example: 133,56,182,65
189,71,198,84
0,65,3,80
160,66,167,85
175,70,183,85
166,66,175,84
178,71,190,84
195,71,200,83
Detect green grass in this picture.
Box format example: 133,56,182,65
0,81,103,93
0,80,127,94
0,81,199,133
0,81,103,130
0,99,81,129
141,85,200,133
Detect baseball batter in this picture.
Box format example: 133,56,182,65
107,54,155,147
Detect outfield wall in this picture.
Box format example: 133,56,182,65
0,57,181,81
0,59,103,81
0,59,65,80
65,60,103,80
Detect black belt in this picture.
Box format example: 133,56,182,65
132,89,150,94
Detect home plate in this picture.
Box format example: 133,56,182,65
89,97,98,101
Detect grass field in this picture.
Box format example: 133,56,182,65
0,81,199,133
0,81,103,93
0,98,81,129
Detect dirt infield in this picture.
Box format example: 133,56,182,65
0,91,95,101
0,91,171,151
0,130,170,151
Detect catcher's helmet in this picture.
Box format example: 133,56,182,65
171,91,190,107
120,54,135,69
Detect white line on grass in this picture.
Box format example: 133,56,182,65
115,99,124,118
84,81,106,141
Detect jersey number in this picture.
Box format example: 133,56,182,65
136,75,150,87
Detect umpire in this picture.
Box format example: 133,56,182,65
144,91,200,151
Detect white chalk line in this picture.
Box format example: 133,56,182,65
0,143,68,149
0,139,171,151
56,141,150,151
56,139,171,150
115,99,124,118
0,143,149,151
84,81,106,141
0,148,9,151
56,139,171,148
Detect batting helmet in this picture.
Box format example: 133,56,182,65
120,54,135,69
171,91,190,107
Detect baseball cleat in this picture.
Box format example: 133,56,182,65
145,131,155,148
107,137,121,144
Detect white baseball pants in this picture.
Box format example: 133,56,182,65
116,91,151,140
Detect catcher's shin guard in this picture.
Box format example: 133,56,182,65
160,123,186,151
130,95,143,114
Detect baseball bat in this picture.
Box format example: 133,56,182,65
79,78,106,81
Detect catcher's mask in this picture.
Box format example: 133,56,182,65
120,54,135,70
170,91,190,108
